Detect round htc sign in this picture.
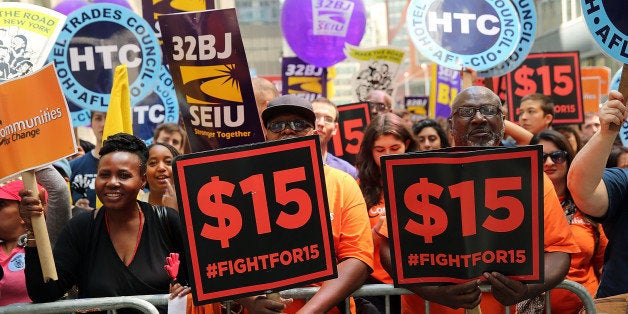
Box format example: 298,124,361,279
406,0,521,71
582,0,628,63
49,3,161,111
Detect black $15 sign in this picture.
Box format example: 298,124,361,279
198,168,312,248
404,177,524,243
507,52,583,124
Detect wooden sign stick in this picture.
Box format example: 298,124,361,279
22,170,58,281
461,67,477,89
613,64,628,131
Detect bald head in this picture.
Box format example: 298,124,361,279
448,86,505,147
252,77,280,113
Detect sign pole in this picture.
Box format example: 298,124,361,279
22,170,58,281
613,64,628,131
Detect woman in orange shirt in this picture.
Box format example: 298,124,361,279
531,130,607,313
356,113,418,313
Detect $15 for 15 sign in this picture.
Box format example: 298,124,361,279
381,146,544,285
173,135,336,305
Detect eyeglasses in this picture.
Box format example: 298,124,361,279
315,115,335,124
453,105,502,118
542,150,568,164
369,102,391,112
266,120,313,133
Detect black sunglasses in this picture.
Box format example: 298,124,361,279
542,150,568,164
266,120,313,133
454,105,502,118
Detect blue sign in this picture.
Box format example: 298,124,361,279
582,0,628,63
610,67,622,91
133,66,179,145
49,4,161,111
406,0,521,71
69,100,92,127
477,0,537,78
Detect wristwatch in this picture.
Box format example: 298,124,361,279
17,233,28,247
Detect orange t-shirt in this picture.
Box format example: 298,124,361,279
368,197,394,284
549,209,608,313
391,173,580,314
283,166,374,313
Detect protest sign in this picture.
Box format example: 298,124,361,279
0,2,66,82
429,63,459,119
49,4,161,111
405,96,429,121
0,63,76,181
381,146,544,285
282,56,327,101
477,0,537,78
173,136,336,304
0,63,76,281
344,45,405,101
141,0,215,65
159,8,265,152
506,51,583,124
327,102,370,166
133,65,179,144
406,0,521,72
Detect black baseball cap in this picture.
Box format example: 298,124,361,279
261,95,316,126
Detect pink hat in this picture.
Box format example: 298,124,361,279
0,180,47,201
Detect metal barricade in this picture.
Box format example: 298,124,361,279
0,296,159,314
0,280,595,314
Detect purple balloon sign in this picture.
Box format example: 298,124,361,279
281,0,366,68
53,0,90,15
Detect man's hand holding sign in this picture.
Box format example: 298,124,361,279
379,86,579,313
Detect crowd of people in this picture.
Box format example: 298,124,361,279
1,82,628,314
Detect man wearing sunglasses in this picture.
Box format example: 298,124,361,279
568,89,628,299
238,94,374,313
380,86,578,313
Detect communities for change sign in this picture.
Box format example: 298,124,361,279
0,64,76,181
48,4,161,112
327,102,370,166
406,0,521,71
173,136,336,304
159,8,265,152
381,146,544,285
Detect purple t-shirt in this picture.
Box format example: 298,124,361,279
325,153,358,179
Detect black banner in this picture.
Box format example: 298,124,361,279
327,102,370,166
173,135,336,304
506,51,583,125
382,146,544,285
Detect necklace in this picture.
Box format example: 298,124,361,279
105,206,144,266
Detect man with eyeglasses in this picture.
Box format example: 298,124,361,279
238,94,374,313
380,86,578,313
568,89,628,299
366,90,393,117
312,98,358,178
